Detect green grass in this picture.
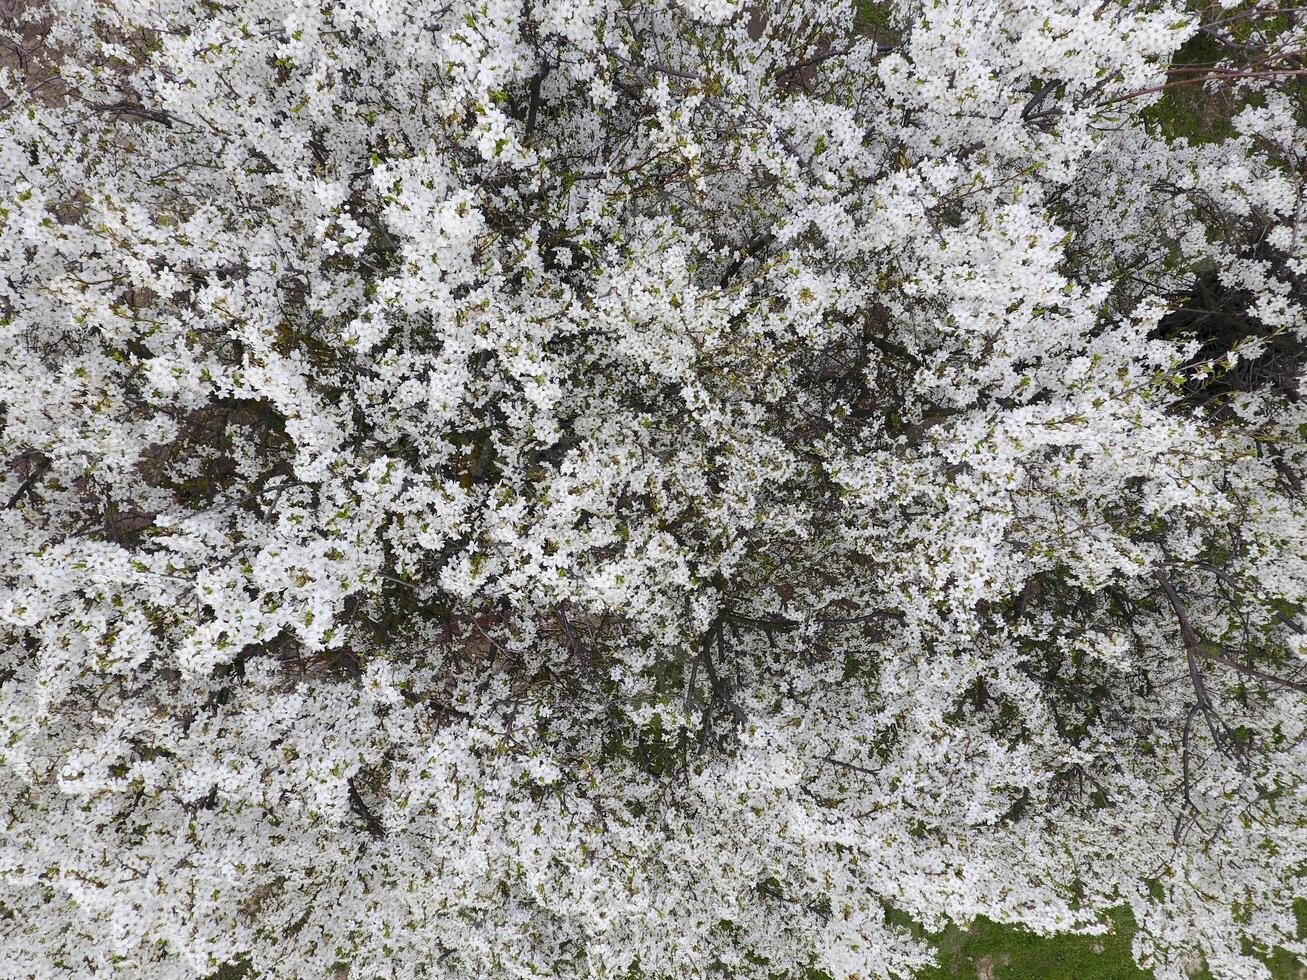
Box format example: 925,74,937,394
1140,31,1241,147
896,908,1307,980
914,911,1150,980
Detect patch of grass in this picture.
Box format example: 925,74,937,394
1263,946,1307,980
1140,32,1240,145
909,909,1150,980
889,906,1307,980
853,0,899,45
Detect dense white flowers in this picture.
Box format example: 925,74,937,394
1,0,1305,977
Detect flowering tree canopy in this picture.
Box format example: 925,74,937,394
1,0,1305,976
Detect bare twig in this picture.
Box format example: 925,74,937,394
4,452,49,509
1154,568,1240,759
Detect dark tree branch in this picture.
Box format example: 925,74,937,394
1154,569,1243,759
348,777,385,839
5,452,49,509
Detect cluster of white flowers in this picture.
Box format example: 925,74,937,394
1,0,1305,976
